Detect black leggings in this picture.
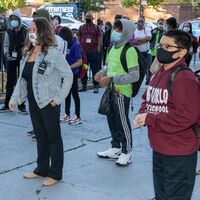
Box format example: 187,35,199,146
65,73,80,118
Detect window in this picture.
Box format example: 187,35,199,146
61,18,74,24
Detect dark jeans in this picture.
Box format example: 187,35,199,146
4,60,25,108
65,73,80,118
153,151,197,200
107,93,132,154
29,102,63,180
142,52,152,85
5,60,19,106
81,50,101,87
102,48,107,66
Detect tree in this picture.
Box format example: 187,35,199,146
121,0,164,17
44,0,66,2
0,0,26,13
121,0,164,8
79,0,105,13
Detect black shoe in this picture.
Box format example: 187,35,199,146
0,105,11,113
18,106,28,115
79,85,87,92
32,135,36,141
93,87,99,93
27,130,35,136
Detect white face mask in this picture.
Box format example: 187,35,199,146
53,19,59,26
183,27,190,33
29,32,37,46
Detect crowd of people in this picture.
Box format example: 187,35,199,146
0,7,200,200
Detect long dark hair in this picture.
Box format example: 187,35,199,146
183,22,193,35
23,17,56,54
58,26,73,48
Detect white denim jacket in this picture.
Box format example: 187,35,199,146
10,47,73,109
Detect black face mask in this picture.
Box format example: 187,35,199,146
157,48,180,64
85,19,92,23
137,24,144,30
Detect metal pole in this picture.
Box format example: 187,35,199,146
0,31,4,94
139,0,142,17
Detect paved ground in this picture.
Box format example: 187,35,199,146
0,58,200,200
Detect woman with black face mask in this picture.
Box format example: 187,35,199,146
134,30,200,200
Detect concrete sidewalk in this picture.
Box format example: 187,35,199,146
0,84,200,200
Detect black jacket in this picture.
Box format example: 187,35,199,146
150,28,164,50
7,25,27,60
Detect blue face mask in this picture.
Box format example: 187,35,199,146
111,31,122,43
183,27,190,33
163,26,168,32
10,20,19,28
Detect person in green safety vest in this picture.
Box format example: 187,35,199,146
150,18,165,63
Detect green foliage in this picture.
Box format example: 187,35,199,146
43,0,105,12
80,0,105,12
121,0,164,8
0,0,26,13
44,0,66,2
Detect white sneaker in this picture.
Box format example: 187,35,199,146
60,114,71,123
69,116,82,125
116,152,132,167
196,170,200,175
97,148,121,159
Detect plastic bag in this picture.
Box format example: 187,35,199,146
98,85,114,116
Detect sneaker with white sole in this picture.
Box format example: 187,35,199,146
97,148,121,159
116,152,132,167
60,114,71,123
18,106,28,115
69,116,82,125
0,106,11,113
196,170,200,175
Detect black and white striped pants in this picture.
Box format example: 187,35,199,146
107,93,132,154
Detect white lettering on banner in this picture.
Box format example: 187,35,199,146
146,85,169,113
46,7,74,13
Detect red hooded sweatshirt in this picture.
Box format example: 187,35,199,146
140,59,200,155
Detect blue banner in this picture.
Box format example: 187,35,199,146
41,3,78,18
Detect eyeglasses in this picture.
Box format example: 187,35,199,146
157,43,184,50
138,21,144,23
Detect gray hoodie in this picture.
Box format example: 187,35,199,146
114,19,136,48
4,9,24,55
101,19,139,85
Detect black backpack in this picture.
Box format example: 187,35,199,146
168,66,200,146
107,42,146,97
